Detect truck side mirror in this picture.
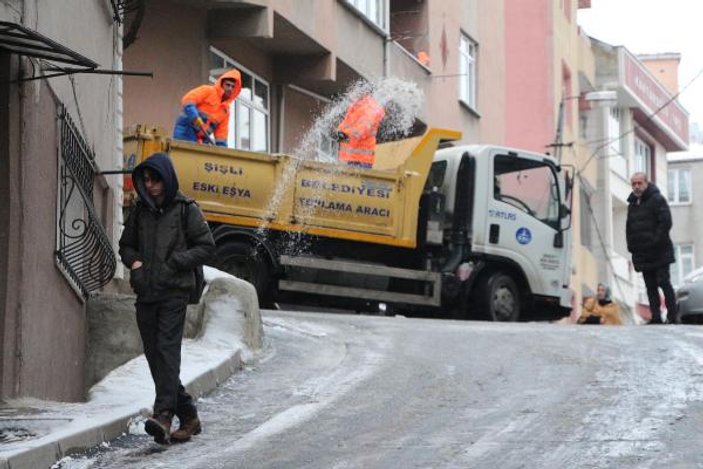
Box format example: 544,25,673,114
564,170,573,200
554,230,564,248
559,165,575,231
560,203,571,218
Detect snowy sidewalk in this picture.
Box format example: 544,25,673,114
0,268,262,469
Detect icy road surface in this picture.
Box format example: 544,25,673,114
58,311,703,468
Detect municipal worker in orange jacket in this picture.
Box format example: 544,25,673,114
336,94,386,168
173,69,242,147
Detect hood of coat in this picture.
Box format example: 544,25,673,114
133,152,180,210
215,69,242,106
627,182,660,205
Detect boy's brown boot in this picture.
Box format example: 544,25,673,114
144,412,172,444
171,415,202,443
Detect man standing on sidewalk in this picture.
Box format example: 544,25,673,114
119,153,215,443
626,172,678,324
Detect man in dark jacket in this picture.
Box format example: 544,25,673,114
626,172,678,324
119,153,215,443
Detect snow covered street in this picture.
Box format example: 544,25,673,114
57,311,703,468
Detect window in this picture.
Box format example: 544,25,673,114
494,155,560,229
346,0,388,30
459,33,477,109
668,168,691,204
318,133,338,163
672,244,695,287
209,47,270,152
633,137,651,179
425,161,448,191
389,0,429,63
608,108,627,178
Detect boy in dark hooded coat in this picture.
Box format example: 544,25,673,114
119,153,215,444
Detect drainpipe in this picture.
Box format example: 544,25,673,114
277,84,285,153
383,2,390,77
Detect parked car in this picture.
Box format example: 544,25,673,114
676,267,703,324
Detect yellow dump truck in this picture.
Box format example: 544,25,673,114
124,125,574,320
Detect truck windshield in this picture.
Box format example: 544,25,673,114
494,155,560,229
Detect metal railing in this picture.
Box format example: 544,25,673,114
55,106,116,298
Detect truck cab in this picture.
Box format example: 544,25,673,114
431,145,573,320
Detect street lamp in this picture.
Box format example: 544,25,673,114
550,90,618,163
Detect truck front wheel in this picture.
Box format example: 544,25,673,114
215,241,273,305
477,272,520,322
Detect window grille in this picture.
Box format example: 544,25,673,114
55,106,116,298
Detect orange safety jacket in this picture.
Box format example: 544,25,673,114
337,95,386,166
180,69,242,143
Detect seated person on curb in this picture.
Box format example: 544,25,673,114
577,283,623,325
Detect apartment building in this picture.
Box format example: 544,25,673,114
0,1,123,400
582,39,688,320
668,151,700,287
122,0,506,154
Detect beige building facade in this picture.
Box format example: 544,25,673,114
122,0,507,154
0,0,122,400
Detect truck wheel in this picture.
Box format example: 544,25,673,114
479,272,520,322
215,241,273,305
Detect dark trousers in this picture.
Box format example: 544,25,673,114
136,298,197,420
642,266,677,322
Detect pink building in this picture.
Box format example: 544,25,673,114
504,0,598,314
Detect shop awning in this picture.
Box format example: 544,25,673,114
0,21,98,68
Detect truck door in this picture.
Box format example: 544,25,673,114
484,153,567,303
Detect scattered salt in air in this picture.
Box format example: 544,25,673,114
255,77,424,257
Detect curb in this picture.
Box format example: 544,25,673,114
0,349,243,469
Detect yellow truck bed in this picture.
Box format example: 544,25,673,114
123,126,460,248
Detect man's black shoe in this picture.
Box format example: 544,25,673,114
145,412,172,444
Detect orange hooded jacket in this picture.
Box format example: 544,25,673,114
180,69,242,143
337,95,386,166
